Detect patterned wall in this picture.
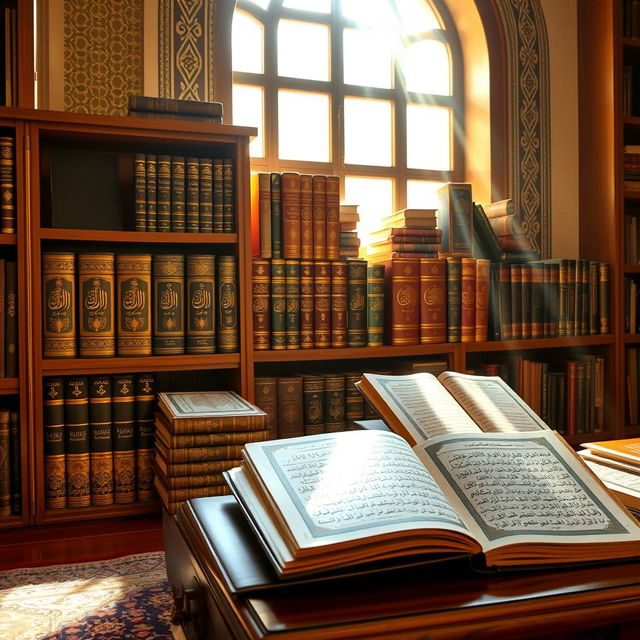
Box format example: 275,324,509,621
63,0,144,115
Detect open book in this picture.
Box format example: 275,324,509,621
224,372,640,578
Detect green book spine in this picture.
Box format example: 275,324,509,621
187,254,216,354
78,253,115,357
223,159,235,233
271,258,286,350
285,260,300,349
270,173,282,258
112,374,136,504
367,264,385,346
43,252,76,358
314,261,331,348
199,158,213,232
145,154,157,231
347,259,367,347
64,376,90,508
5,260,17,377
44,377,66,509
345,372,364,429
300,260,314,349
303,374,325,435
599,262,610,334
446,256,462,343
153,254,185,355
171,156,186,232
0,137,15,234
331,260,348,348
117,254,152,356
134,153,146,231
9,410,20,514
324,374,345,432
0,409,9,515
186,157,200,233
136,373,156,502
217,255,238,353
89,375,114,505
157,155,171,232
213,159,224,233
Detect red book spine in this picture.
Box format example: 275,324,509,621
300,260,314,349
419,258,447,344
300,174,313,259
281,172,301,259
461,258,476,342
325,176,341,260
331,260,348,347
314,261,331,348
312,175,327,259
385,258,420,346
252,259,271,350
475,259,490,342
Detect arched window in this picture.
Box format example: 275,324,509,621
231,0,463,244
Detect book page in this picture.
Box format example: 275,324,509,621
415,431,640,552
582,459,640,499
438,371,549,433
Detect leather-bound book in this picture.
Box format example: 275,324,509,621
314,260,331,348
345,372,364,429
436,182,473,256
0,260,7,374
324,373,346,432
270,259,286,350
277,376,304,438
44,377,66,509
531,262,545,339
217,255,238,353
600,262,610,334
64,376,91,508
0,408,9,515
155,438,245,463
312,175,326,259
325,175,341,260
367,264,385,346
256,172,272,258
254,377,279,440
43,252,76,358
589,261,600,336
300,260,314,349
213,159,224,233
566,260,576,337
445,256,462,343
498,263,512,340
199,158,214,232
134,153,146,231
186,157,200,232
303,374,325,435
223,159,235,232
347,259,367,347
252,259,270,351
285,260,300,349
382,258,420,346
300,174,313,259
171,156,186,232
145,154,157,231
112,374,136,503
460,258,476,343
419,258,447,344
9,410,19,514
153,254,185,355
270,172,282,258
281,172,301,259
510,263,522,340
187,254,216,354
157,154,171,232
78,253,115,357
0,137,15,234
5,260,16,376
136,373,156,502
331,260,348,348
543,260,560,338
558,259,569,337
487,262,501,340
580,259,590,336
88,375,114,505
154,455,242,478
116,254,152,356
520,263,532,340
475,259,490,342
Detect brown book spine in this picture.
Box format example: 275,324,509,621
145,154,157,231
199,158,214,232
156,439,244,463
213,159,224,233
153,254,185,354
0,136,16,233
600,262,610,333
499,263,512,340
510,264,523,339
185,157,200,232
303,374,325,435
460,257,476,342
89,375,114,505
78,253,116,357
254,377,279,440
419,258,447,344
9,410,20,514
156,414,267,447
385,258,420,346
314,260,331,348
475,259,490,342
345,372,364,429
222,159,235,233
186,254,216,354
281,172,301,259
277,376,304,438
64,377,91,508
5,261,17,377
300,260,314,348
134,153,146,231
117,254,152,356
324,373,346,432
44,377,66,509
312,175,327,259
252,259,271,351
157,155,171,232
43,252,76,358
136,373,156,502
325,176,341,260
0,409,9,515
347,259,367,347
112,374,136,504
154,456,241,477
171,156,186,232
520,263,532,339
285,260,300,349
300,174,314,259
217,255,239,353
160,474,226,490
331,260,348,348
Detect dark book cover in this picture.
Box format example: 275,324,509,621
186,157,200,233
156,155,171,232
257,172,272,259
446,256,462,343
112,374,136,504
78,253,115,357
581,259,590,336
254,377,278,441
530,262,545,339
89,375,114,505
199,158,214,232
324,373,346,432
347,259,367,347
270,172,282,258
437,183,473,256
558,259,569,337
589,261,600,335
4,260,17,377
0,137,15,234
367,264,385,347
498,263,512,340
460,257,476,343
217,255,238,353
543,260,560,337
136,373,156,502
599,262,610,334
314,261,331,348
43,376,66,509
213,159,224,234
116,254,152,356
566,259,576,337
510,263,522,340
345,372,364,429
171,156,186,232
0,409,9,515
300,174,313,259
223,159,235,233
145,154,157,231
471,203,502,261
281,172,301,259
303,374,325,435
270,259,286,350
325,176,341,260
475,259,490,342
153,254,185,355
487,262,501,340
64,376,91,508
43,252,76,358
300,260,314,349
312,175,326,259
285,260,300,349
128,95,223,117
187,254,216,354
277,376,304,439
520,263,532,340
128,110,222,123
9,409,20,514
252,259,270,351
330,260,348,348
134,153,146,231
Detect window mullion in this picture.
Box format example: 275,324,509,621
264,6,279,172
331,0,344,187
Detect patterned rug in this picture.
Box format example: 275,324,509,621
0,551,171,640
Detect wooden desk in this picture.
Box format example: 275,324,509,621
164,497,640,640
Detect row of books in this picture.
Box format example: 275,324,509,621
624,147,640,191
625,276,640,333
134,154,235,233
626,346,640,425
0,259,17,377
43,252,238,358
128,95,224,124
624,0,640,39
0,136,16,233
1,8,17,108
43,374,156,510
252,172,342,261
624,214,640,264
0,406,20,516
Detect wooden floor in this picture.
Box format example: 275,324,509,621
0,516,164,570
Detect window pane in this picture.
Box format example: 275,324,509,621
246,0,270,9
279,90,330,161
342,0,387,26
401,40,450,95
396,0,441,32
232,10,264,74
343,28,392,89
278,20,330,81
344,176,393,246
233,84,265,158
342,0,440,31
344,97,392,166
407,104,451,170
407,179,446,210
283,0,330,12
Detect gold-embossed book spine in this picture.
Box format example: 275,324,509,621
0,136,15,233
186,157,200,233
285,260,300,349
187,254,216,354
43,252,76,358
89,375,114,505
217,255,238,353
153,254,185,355
136,373,156,502
116,254,152,356
300,260,314,349
171,156,186,232
300,174,314,259
157,155,171,232
330,260,347,348
64,376,91,508
252,259,270,351
112,374,136,504
134,153,147,231
419,258,447,344
314,261,331,348
199,158,214,232
367,264,385,346
347,259,367,347
44,377,66,509
145,154,157,231
270,259,286,350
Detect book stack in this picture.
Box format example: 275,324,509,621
0,405,20,516
481,199,539,262
127,95,223,124
339,204,360,258
624,146,640,192
153,391,268,514
366,209,441,262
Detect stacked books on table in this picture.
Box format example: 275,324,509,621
339,204,360,258
154,390,269,514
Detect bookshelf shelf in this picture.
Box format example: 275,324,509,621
0,515,26,530
624,191,640,200
0,378,19,393
0,234,17,245
463,336,614,352
39,229,238,244
625,265,640,274
41,501,161,525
